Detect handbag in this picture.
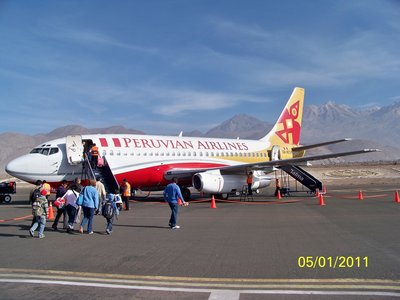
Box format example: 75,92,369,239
76,187,85,206
54,197,66,209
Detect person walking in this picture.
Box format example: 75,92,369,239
96,177,106,214
78,179,99,234
29,180,43,227
29,189,49,238
64,185,80,233
163,177,188,229
120,178,131,211
52,180,68,230
103,190,120,235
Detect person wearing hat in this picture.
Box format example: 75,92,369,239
29,189,49,238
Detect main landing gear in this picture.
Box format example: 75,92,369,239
181,187,191,200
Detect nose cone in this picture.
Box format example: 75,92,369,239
5,155,34,182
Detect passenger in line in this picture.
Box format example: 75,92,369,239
64,185,80,233
120,178,131,211
78,179,99,234
103,190,121,235
163,177,188,229
90,143,99,169
68,177,83,224
96,177,106,214
29,189,49,238
52,180,68,231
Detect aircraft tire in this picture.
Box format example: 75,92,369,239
215,193,229,200
3,195,11,203
181,187,191,200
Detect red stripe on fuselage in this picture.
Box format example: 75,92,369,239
113,138,121,147
99,138,108,147
115,162,227,189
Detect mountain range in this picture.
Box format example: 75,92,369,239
1,101,399,177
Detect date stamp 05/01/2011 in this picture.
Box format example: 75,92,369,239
298,256,369,269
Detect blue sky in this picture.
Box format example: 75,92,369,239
0,0,399,135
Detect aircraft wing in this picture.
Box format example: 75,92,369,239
164,149,380,179
220,149,380,173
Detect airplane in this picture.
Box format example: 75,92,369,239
5,87,378,199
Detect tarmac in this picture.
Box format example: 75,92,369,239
0,181,400,299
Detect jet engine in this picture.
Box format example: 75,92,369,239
192,170,272,194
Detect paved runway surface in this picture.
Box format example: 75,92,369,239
0,182,399,299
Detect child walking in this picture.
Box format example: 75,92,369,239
103,190,120,235
29,189,49,238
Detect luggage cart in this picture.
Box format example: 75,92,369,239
0,181,16,204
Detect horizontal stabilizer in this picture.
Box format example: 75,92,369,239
293,138,352,152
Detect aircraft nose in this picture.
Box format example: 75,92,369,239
5,156,29,177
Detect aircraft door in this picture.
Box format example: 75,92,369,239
66,135,83,165
270,145,281,161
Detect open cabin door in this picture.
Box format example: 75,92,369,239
66,135,83,165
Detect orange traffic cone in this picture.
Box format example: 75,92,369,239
395,191,400,203
178,198,183,206
358,190,364,200
315,189,320,197
323,186,327,194
277,189,281,200
319,193,325,206
47,201,55,220
210,195,217,209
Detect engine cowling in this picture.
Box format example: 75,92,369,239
193,171,272,194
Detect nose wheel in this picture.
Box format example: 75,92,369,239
0,195,12,204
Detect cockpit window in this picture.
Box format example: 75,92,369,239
30,147,59,156
49,148,59,155
30,148,42,154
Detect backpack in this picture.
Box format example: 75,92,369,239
30,188,41,203
32,198,44,217
102,201,114,219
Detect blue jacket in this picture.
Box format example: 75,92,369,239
163,183,185,204
81,186,99,209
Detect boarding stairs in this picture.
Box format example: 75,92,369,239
81,155,119,194
278,165,323,194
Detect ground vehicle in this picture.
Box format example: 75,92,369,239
0,181,16,203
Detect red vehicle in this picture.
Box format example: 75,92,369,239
0,181,16,204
